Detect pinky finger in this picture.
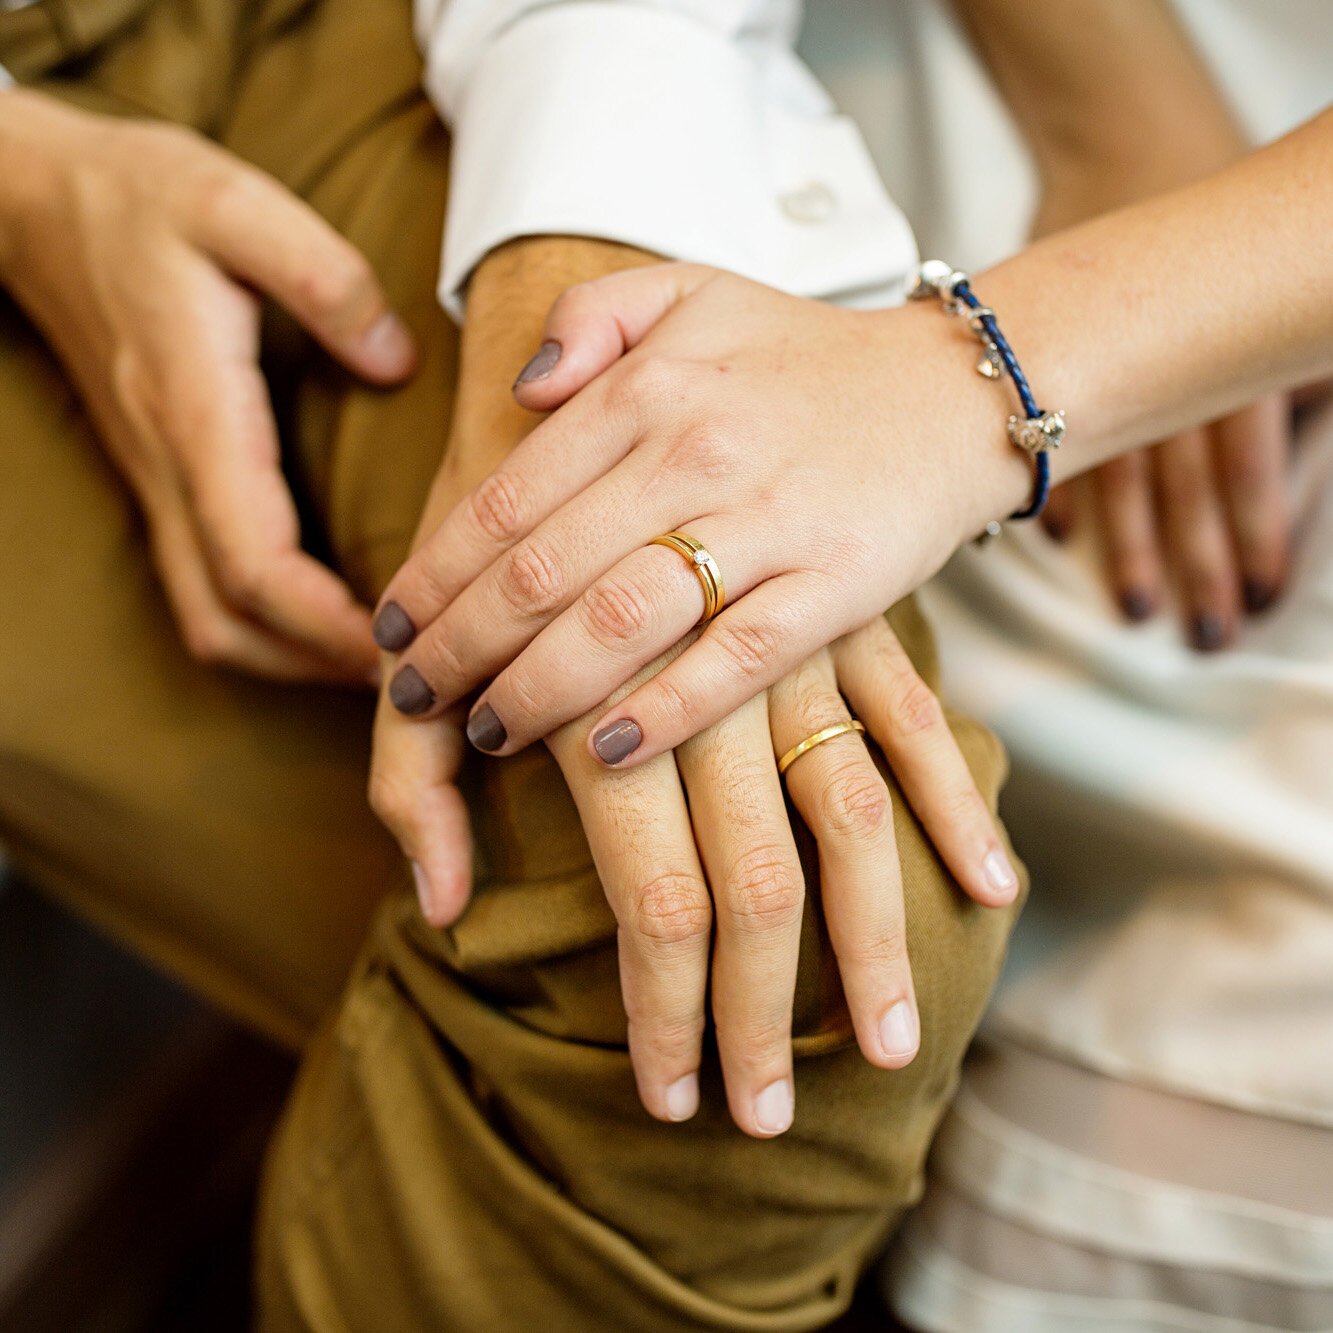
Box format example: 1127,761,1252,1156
833,616,1020,908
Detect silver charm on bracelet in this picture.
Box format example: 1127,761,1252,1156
1007,410,1067,453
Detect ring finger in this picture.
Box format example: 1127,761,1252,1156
457,519,769,755
769,652,918,1071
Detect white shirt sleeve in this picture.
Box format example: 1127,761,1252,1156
414,0,919,318
0,67,13,91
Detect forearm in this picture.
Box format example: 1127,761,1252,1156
952,0,1245,196
965,107,1333,508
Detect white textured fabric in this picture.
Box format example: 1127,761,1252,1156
0,66,12,91
415,0,917,317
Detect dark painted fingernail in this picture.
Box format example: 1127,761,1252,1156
514,339,562,386
1045,514,1072,543
389,665,435,714
1121,589,1156,623
1191,613,1228,653
592,719,642,765
1244,580,1277,615
372,600,416,651
466,703,507,753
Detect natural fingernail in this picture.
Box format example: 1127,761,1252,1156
372,600,416,651
1191,613,1228,653
1120,589,1156,623
362,313,414,373
753,1079,793,1135
389,664,435,714
592,719,642,765
412,861,432,918
665,1073,699,1122
1244,579,1277,615
514,339,562,386
466,702,507,753
983,847,1019,899
879,1001,920,1061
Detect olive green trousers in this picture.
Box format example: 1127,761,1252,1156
0,1,1023,1327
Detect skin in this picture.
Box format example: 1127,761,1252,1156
0,96,1014,1137
0,90,416,683
375,107,1333,774
371,237,1018,1137
957,0,1294,647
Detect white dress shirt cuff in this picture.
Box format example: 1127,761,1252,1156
427,4,918,320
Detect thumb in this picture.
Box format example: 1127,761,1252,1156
511,262,716,411
369,700,475,928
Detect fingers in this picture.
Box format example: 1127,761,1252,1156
585,573,831,769
676,693,803,1137
1091,450,1165,622
165,335,379,680
368,694,475,928
145,487,362,682
190,159,416,384
833,618,1019,909
546,687,711,1126
1153,428,1242,651
1040,481,1078,543
510,263,716,412
410,516,768,749
1212,396,1292,614
769,651,920,1072
372,373,639,650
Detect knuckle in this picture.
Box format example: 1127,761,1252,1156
296,247,375,317
648,672,703,731
723,849,804,932
497,540,565,618
630,873,713,947
818,767,892,841
581,574,654,645
839,932,909,971
616,356,687,409
887,677,946,741
468,471,528,546
626,1010,706,1062
180,616,231,667
413,630,467,694
663,422,735,481
367,766,414,832
712,618,782,684
214,551,268,612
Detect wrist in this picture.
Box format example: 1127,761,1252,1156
451,236,662,467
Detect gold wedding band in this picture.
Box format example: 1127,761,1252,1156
649,531,726,625
777,720,866,777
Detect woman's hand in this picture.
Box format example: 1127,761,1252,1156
1000,18,1295,651
0,90,416,681
372,263,1029,768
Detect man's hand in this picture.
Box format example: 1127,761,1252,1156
368,236,663,923
0,89,416,681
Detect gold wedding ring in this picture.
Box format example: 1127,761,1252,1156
777,720,866,777
650,531,726,625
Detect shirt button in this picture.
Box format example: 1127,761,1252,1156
778,182,838,224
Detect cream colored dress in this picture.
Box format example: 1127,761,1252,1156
796,3,1333,1328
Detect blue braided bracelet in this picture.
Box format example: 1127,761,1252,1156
909,260,1065,532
